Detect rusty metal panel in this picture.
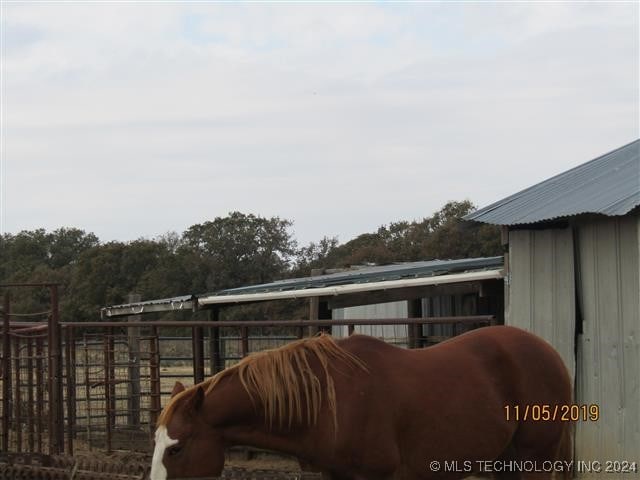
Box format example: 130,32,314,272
506,228,576,380
575,215,640,463
332,302,408,346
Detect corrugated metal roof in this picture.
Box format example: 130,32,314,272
464,139,640,226
101,295,195,318
209,256,504,297
100,257,504,317
198,269,504,306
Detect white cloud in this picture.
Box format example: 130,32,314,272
2,3,638,244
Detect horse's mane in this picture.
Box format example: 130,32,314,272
157,333,367,432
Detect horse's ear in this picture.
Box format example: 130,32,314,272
194,386,205,411
171,381,186,398
187,386,205,412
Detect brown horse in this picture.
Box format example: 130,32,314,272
150,326,572,480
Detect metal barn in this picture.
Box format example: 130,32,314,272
310,257,504,346
465,139,640,469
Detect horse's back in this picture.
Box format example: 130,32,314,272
408,325,572,406
440,325,571,397
332,327,572,479
337,326,570,391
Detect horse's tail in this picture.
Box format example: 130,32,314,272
555,421,574,480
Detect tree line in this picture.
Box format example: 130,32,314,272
0,200,501,322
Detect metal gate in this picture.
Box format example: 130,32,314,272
1,285,64,456
1,323,51,454
72,330,161,452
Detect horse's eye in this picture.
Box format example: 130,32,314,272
167,445,182,456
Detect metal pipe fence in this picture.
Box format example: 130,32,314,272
1,289,495,459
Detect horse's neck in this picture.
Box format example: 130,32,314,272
210,371,318,459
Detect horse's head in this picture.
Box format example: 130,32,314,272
150,381,225,480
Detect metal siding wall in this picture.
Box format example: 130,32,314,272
330,308,346,337
422,296,454,338
331,302,408,346
507,228,576,380
421,294,477,338
575,215,640,462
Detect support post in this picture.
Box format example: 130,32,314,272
307,269,324,337
502,225,510,326
193,326,204,384
318,300,332,335
407,299,423,349
209,308,221,374
240,326,249,358
309,295,320,337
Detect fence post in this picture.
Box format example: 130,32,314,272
83,335,92,451
108,330,116,434
104,328,115,453
149,327,161,427
26,337,34,452
103,333,111,452
64,326,75,455
127,293,141,428
2,292,11,452
13,336,21,452
35,337,44,452
48,285,64,454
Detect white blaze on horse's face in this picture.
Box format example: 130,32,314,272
150,425,179,480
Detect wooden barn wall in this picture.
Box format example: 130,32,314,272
332,302,409,346
574,214,640,462
506,228,576,380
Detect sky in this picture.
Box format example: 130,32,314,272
1,2,638,247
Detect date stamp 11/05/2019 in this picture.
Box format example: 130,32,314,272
504,403,600,422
